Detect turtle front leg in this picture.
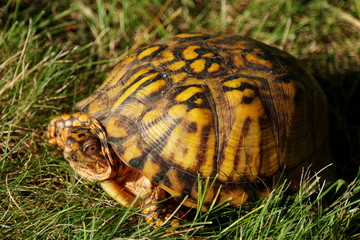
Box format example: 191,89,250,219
141,186,185,228
100,179,141,207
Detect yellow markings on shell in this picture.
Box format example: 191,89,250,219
100,68,122,89
222,110,261,181
120,53,137,66
142,108,164,124
160,167,185,197
152,49,176,67
167,61,186,71
239,70,273,83
99,56,135,90
135,79,168,101
141,104,182,153
231,55,246,68
256,118,279,176
142,156,162,180
236,101,266,177
181,197,199,209
245,53,273,68
161,49,176,61
228,49,243,54
84,92,109,115
217,98,242,181
203,52,215,58
111,71,160,111
222,78,242,88
102,116,131,139
190,183,216,204
161,107,215,174
175,33,204,38
116,100,146,119
181,77,205,86
227,40,249,49
160,185,179,199
218,185,249,206
278,80,311,168
218,80,266,182
207,62,221,73
140,102,181,151
190,59,206,73
193,98,203,105
198,128,216,177
167,104,188,120
182,45,200,60
186,107,215,177
107,66,153,100
117,134,144,161
175,86,203,102
141,113,172,148
86,101,106,115
243,88,254,97
168,72,188,83
137,46,160,60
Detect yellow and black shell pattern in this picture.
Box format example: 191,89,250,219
76,33,329,207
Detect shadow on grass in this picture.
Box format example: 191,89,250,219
320,69,359,182
302,55,360,183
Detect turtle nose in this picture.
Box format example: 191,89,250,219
47,115,71,149
47,113,93,149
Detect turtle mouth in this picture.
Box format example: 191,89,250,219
99,179,141,207
67,158,113,181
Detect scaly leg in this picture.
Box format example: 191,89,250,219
141,186,185,228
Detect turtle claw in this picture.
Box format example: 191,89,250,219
141,188,185,229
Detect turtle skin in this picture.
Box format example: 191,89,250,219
48,33,334,227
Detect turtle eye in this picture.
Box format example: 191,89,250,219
83,139,101,155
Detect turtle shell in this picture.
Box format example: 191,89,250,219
75,33,330,206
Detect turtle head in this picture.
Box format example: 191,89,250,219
64,126,115,181
48,113,119,181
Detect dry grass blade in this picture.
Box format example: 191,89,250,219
326,3,360,30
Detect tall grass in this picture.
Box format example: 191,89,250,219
1,0,359,239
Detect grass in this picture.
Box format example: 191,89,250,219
1,0,359,239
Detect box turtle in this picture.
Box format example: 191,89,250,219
48,33,334,227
